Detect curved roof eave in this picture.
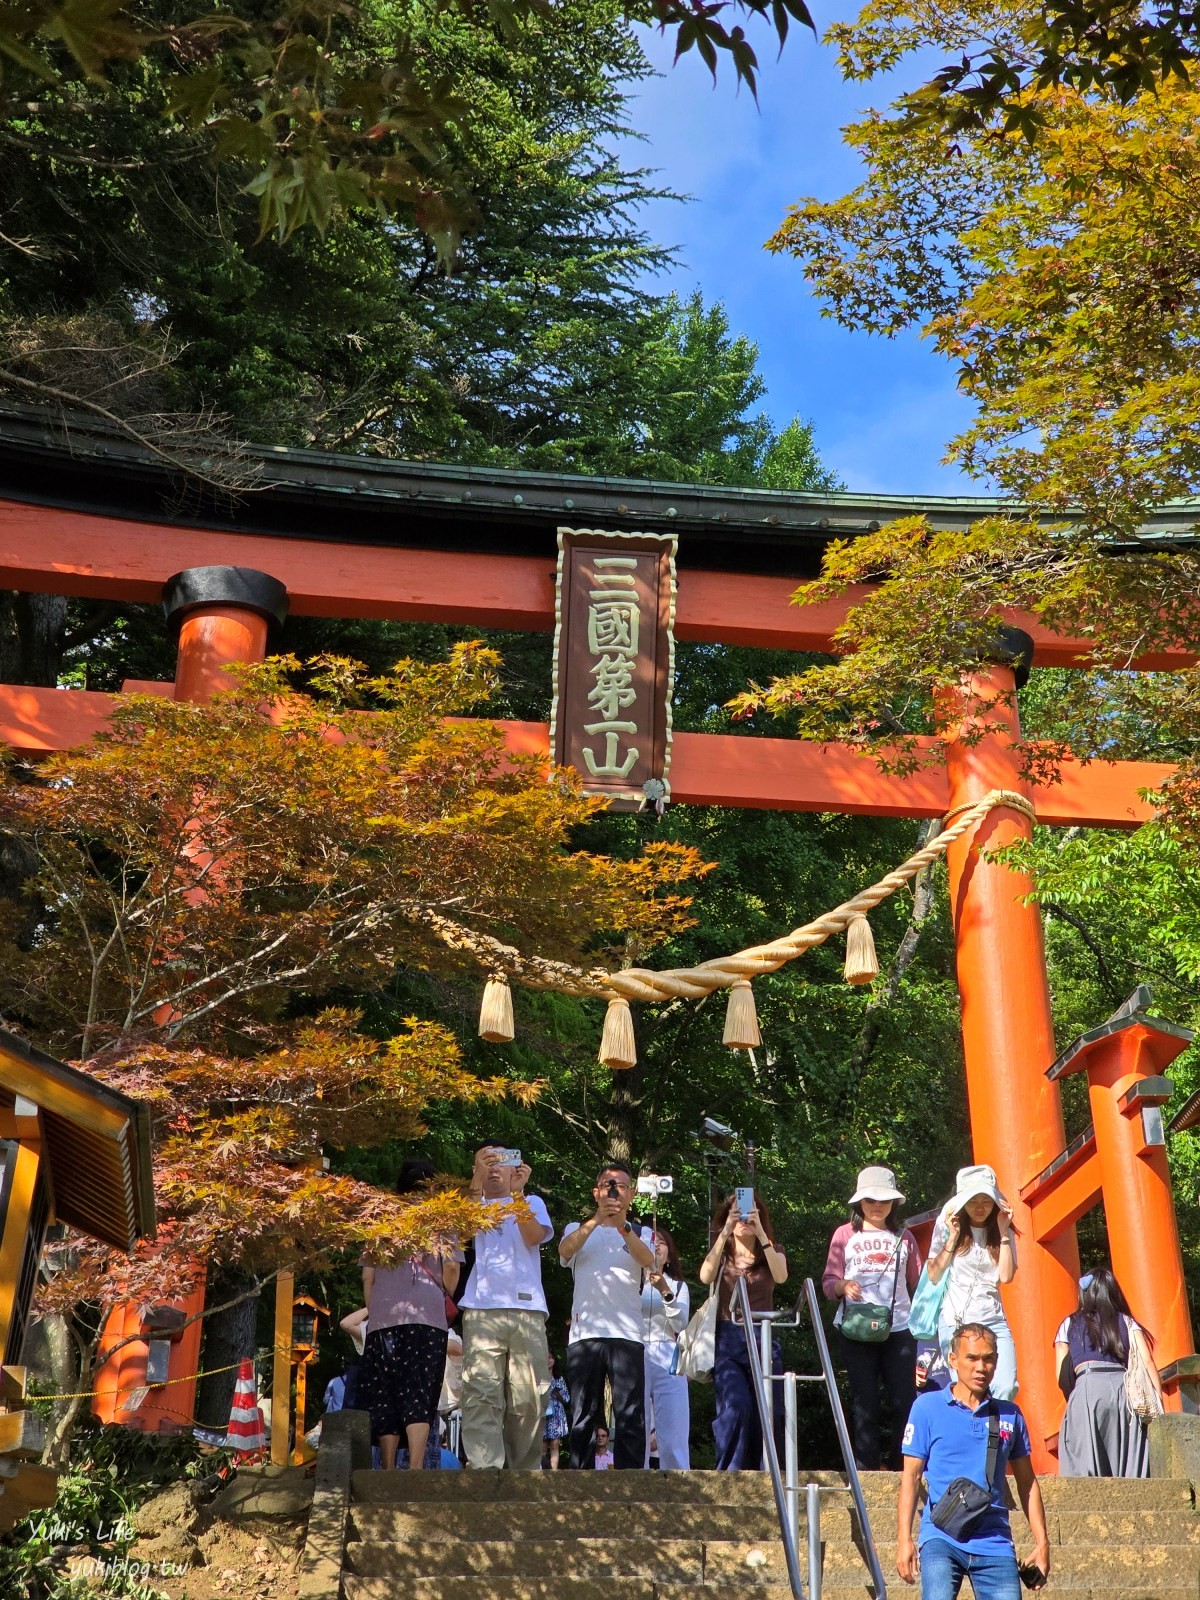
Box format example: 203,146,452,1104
1,407,1196,578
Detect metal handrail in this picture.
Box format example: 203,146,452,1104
802,1277,890,1600
734,1274,806,1599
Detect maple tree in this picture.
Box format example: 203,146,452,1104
0,646,706,1395
737,21,1200,807
37,1011,537,1316
721,6,1200,1029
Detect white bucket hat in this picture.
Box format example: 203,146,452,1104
848,1165,905,1206
947,1163,1005,1215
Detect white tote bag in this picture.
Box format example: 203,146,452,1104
673,1288,718,1383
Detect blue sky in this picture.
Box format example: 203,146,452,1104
620,19,975,495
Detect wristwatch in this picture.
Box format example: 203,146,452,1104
621,1221,633,1235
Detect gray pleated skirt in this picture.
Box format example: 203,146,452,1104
1059,1364,1149,1477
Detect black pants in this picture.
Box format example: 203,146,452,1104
566,1337,645,1470
837,1326,917,1471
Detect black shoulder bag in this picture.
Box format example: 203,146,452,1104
929,1406,1001,1542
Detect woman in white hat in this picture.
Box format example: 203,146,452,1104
822,1166,923,1470
926,1163,1019,1399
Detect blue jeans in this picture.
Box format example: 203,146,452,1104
713,1319,783,1470
920,1537,1021,1600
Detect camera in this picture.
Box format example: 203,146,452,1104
636,1174,674,1195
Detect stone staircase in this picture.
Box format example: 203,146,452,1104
336,1467,1200,1600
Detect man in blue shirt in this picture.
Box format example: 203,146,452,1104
898,1322,1050,1599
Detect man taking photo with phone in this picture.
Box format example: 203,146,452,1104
460,1143,554,1470
897,1322,1050,1598
559,1160,655,1469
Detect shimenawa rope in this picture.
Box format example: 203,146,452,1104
435,787,1034,1007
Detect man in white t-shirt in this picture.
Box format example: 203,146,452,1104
559,1160,655,1469
460,1143,555,1470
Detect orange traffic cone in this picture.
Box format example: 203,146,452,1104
225,1357,267,1457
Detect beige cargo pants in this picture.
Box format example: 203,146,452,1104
461,1307,551,1470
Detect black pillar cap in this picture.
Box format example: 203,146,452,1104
161,566,289,634
987,624,1034,690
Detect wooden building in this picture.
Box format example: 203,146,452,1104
0,1023,154,1528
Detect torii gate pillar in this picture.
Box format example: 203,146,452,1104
942,634,1081,1470
95,565,292,1437
162,566,289,704
1067,1007,1193,1384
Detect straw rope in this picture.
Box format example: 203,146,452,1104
426,787,1035,1004
32,1357,248,1402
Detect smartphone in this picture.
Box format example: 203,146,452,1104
735,1186,754,1219
495,1148,522,1168
1018,1565,1045,1590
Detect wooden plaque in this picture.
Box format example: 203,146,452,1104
549,527,677,810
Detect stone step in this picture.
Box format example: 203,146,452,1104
1054,1508,1200,1545
350,1502,788,1543
344,1580,1200,1600
351,1469,808,1506
348,1538,759,1581
1033,1476,1196,1510
350,1467,1195,1511
704,1539,1200,1588
342,1582,872,1600
344,1535,1200,1588
349,1499,1200,1549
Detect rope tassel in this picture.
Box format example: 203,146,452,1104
599,996,637,1070
722,978,761,1049
478,974,515,1043
844,914,879,985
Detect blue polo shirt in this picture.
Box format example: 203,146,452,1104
902,1387,1031,1554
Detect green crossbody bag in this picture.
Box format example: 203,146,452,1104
840,1237,902,1344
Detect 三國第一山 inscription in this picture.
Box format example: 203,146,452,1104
549,527,677,810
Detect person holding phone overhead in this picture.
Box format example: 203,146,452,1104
460,1141,555,1470
699,1188,788,1470
559,1160,655,1469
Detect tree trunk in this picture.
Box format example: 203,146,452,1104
0,592,70,686
41,1319,100,1470
605,1062,645,1168
13,592,69,685
25,1313,77,1464
196,1265,260,1429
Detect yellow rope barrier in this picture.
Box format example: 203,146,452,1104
33,1358,249,1402
428,787,1036,1004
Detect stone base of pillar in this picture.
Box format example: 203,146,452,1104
1149,1413,1200,1479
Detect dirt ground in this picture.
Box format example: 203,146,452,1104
154,1518,302,1600
121,1479,306,1600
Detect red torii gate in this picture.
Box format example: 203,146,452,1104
0,457,1192,1471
